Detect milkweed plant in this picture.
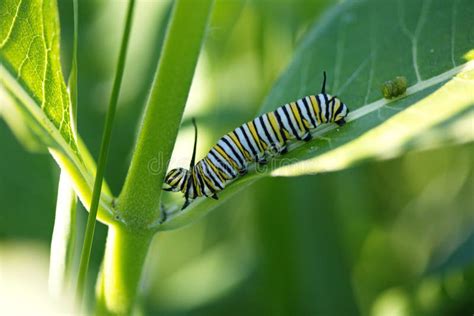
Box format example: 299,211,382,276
1,0,473,315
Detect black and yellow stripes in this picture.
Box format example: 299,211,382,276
164,73,350,210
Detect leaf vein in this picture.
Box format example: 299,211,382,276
40,0,48,109
337,57,369,95
0,0,23,49
412,0,431,82
364,6,377,104
333,18,345,92
451,0,459,67
16,35,40,80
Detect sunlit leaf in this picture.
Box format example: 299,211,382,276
0,0,77,154
260,0,474,176
159,0,474,230
0,0,114,222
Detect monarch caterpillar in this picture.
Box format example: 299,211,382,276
381,76,408,99
164,72,349,210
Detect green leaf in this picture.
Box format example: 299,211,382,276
259,0,474,176
0,0,114,223
158,0,474,230
271,66,474,176
67,0,78,126
0,0,77,154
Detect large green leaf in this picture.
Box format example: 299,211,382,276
0,0,76,152
159,0,474,230
0,0,113,222
262,0,474,176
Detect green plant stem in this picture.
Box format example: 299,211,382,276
118,0,214,228
95,225,154,315
48,171,77,297
50,148,114,222
76,0,136,304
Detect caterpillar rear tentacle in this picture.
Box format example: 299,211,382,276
163,72,349,210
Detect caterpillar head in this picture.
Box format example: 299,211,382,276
164,168,190,192
319,72,349,126
326,94,349,126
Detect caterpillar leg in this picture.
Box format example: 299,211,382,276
181,199,191,210
336,118,346,126
159,209,168,224
211,193,219,200
159,201,168,224
254,153,268,165
238,168,248,176
302,133,312,142
267,145,281,157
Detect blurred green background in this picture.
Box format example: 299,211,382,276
1,0,473,315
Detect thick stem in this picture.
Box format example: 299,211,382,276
118,0,214,229
95,225,154,315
